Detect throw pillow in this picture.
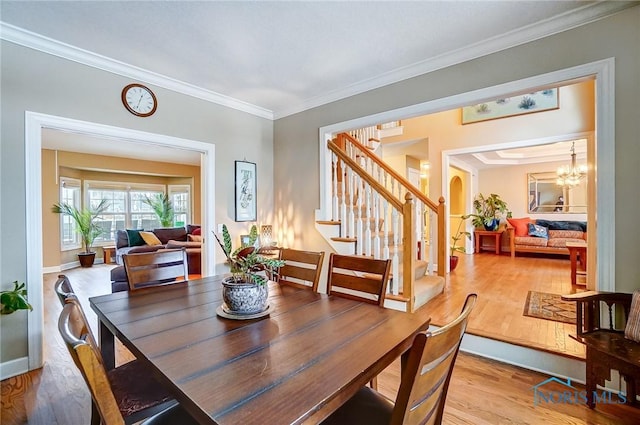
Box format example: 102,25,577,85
528,223,549,239
507,217,533,237
139,231,162,246
126,229,146,247
188,234,203,242
624,290,640,343
192,227,201,236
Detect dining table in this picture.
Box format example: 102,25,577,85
89,275,430,425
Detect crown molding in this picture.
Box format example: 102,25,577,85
1,2,632,121
0,22,274,120
273,1,634,119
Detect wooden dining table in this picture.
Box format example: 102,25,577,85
89,276,429,425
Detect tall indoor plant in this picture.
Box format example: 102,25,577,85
52,199,109,267
142,193,175,228
213,224,284,315
450,215,471,272
469,193,510,231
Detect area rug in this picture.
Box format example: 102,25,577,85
523,291,576,324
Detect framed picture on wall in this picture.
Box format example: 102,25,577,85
235,160,257,222
461,88,559,124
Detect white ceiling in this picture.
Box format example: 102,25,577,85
1,1,632,119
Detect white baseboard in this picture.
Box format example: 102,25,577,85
43,258,106,274
0,356,29,380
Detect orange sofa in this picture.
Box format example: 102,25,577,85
505,218,587,258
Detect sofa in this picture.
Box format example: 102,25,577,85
505,218,586,257
111,225,202,292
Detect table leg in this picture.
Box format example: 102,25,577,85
99,320,115,370
495,235,501,255
570,248,578,286
475,234,480,253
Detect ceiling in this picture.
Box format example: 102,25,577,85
1,1,632,119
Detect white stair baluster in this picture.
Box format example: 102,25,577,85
340,164,347,236
383,199,390,261
364,182,372,257
356,174,364,256
373,191,381,259
332,153,338,221
427,210,435,275
347,167,355,238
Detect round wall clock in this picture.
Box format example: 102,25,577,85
121,83,157,117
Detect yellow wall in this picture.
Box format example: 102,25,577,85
42,149,201,268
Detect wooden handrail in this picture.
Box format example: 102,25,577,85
328,140,403,211
337,133,439,212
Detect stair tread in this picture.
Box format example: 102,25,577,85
317,220,341,225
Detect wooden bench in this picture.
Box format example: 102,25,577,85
562,291,640,408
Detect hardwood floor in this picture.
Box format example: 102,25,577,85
3,257,632,424
428,252,586,358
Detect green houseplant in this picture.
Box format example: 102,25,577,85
52,199,109,267
468,193,510,231
450,215,471,272
142,193,175,228
1,281,33,314
213,224,284,315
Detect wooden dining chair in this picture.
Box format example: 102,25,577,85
326,253,391,306
274,248,325,291
58,300,198,425
322,293,477,425
123,248,188,290
54,274,75,306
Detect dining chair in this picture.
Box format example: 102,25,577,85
58,300,198,425
326,253,391,306
322,293,477,425
54,274,75,306
123,248,188,291
274,248,325,291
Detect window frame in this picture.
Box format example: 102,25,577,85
59,177,82,251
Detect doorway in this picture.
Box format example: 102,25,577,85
24,112,216,370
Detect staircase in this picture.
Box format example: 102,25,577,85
316,131,446,312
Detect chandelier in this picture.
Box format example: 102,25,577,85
556,142,586,187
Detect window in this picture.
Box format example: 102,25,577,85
59,177,81,250
169,185,191,227
85,181,166,245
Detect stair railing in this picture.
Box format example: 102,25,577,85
328,133,446,310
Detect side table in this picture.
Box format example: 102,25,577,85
566,241,587,285
103,246,116,264
474,230,504,255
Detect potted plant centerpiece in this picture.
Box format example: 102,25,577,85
52,199,109,267
1,281,33,315
213,224,284,315
450,215,471,272
468,193,510,231
142,193,175,228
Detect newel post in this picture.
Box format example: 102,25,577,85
403,192,415,312
437,196,446,277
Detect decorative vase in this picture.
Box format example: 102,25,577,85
450,256,460,272
483,219,499,231
78,252,96,268
221,277,269,315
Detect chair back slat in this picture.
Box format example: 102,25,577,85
391,294,477,425
58,302,124,425
277,248,325,291
124,249,188,290
327,253,391,306
54,274,74,306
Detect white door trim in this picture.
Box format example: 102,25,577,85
24,112,216,371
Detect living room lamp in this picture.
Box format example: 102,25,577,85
556,141,587,187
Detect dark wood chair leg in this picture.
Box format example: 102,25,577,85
623,375,637,406
91,401,101,425
586,354,596,408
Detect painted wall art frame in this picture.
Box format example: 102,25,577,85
234,160,257,222
461,88,559,124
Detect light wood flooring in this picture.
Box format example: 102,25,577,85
3,256,633,424
429,252,586,358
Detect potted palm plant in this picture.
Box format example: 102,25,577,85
450,215,471,272
213,224,284,315
142,193,175,228
468,193,510,231
52,199,109,267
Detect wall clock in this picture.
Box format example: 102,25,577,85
121,83,157,117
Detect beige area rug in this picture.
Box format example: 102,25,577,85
523,291,576,324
